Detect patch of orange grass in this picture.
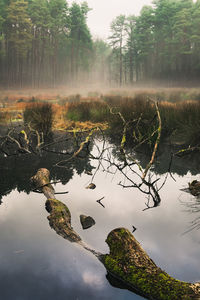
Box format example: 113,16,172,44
80,96,102,102
52,101,107,131
0,111,11,123
160,101,175,107
160,100,200,111
54,118,107,132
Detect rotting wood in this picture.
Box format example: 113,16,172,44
102,228,200,300
31,168,81,242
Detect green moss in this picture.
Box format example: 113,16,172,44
103,228,196,300
45,198,81,243
47,198,70,213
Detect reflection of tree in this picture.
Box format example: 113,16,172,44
89,139,162,210
151,143,200,176
0,132,94,202
106,273,143,297
88,101,163,210
2,105,200,211
109,137,200,177
182,195,200,234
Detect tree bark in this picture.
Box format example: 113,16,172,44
31,168,81,242
102,228,200,300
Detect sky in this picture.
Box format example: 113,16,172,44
67,0,153,39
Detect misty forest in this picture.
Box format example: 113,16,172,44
1,1,200,300
1,0,200,87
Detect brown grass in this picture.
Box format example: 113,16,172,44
1,89,200,141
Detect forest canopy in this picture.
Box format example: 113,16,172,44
0,0,200,88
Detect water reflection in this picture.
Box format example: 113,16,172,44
109,134,200,176
0,191,143,300
180,193,200,233
1,133,200,201
1,133,200,299
0,148,93,203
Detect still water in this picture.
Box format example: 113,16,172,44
0,141,200,299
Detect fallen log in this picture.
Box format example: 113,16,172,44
102,228,200,300
31,168,81,242
31,169,200,299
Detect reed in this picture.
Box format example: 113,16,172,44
65,94,200,147
0,111,10,123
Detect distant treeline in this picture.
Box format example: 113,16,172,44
108,0,200,85
0,0,94,87
1,0,200,88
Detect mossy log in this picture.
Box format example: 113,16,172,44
31,168,81,243
31,169,200,299
102,228,200,300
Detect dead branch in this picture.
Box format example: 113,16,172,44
96,196,105,208
174,145,200,157
7,129,31,154
55,127,99,168
142,101,161,180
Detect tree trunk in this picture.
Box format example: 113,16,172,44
119,37,122,86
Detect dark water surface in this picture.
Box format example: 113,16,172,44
0,140,200,299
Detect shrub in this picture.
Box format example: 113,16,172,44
67,94,81,103
65,94,200,147
66,101,110,123
23,103,53,136
17,98,25,103
28,97,38,103
174,101,200,146
0,111,10,123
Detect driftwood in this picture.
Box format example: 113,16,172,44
31,168,81,242
102,228,200,300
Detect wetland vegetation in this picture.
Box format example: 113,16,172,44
1,88,200,299
1,0,200,298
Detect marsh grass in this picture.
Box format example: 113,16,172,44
66,101,110,122
65,95,200,147
0,111,10,123
2,88,200,147
172,101,200,145
23,103,53,136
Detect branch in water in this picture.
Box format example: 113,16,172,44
96,197,105,208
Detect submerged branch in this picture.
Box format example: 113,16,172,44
55,127,98,167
